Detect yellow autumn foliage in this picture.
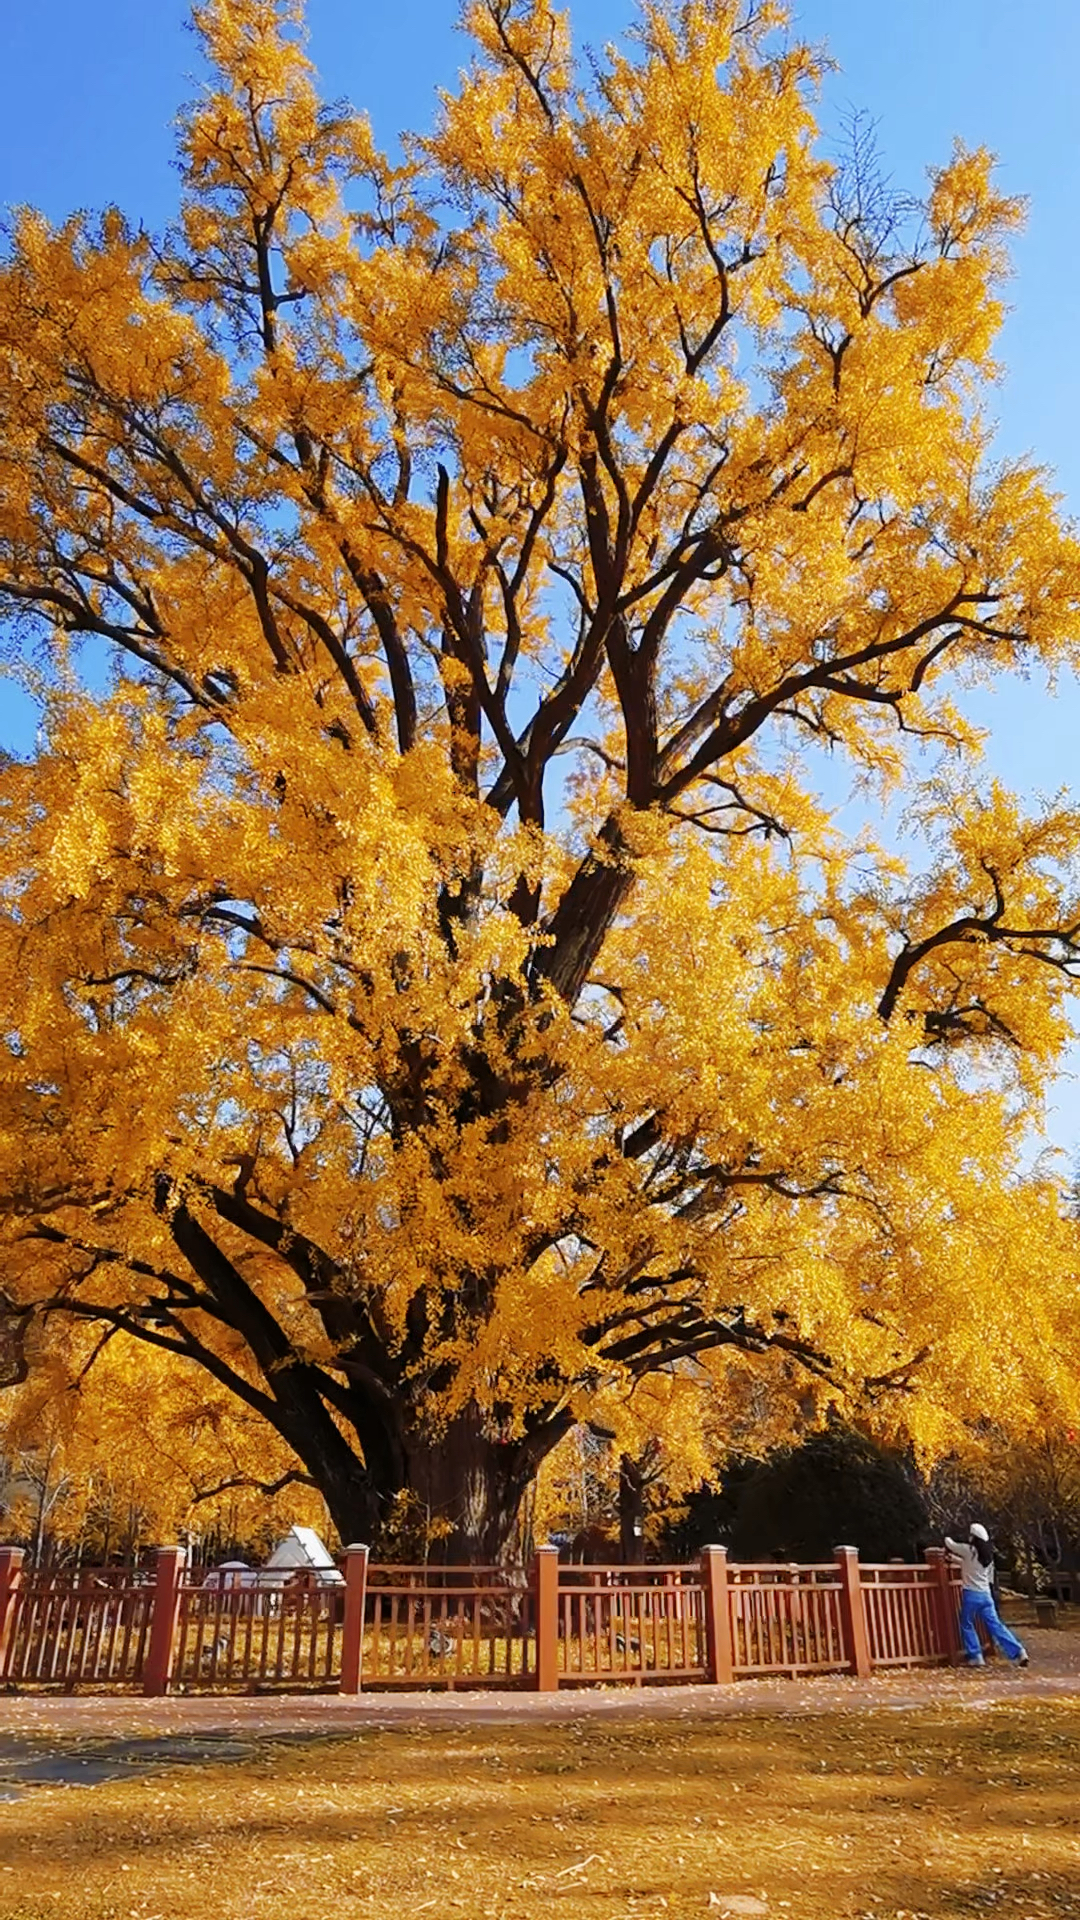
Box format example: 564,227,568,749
0,1330,325,1559
2,0,1080,1557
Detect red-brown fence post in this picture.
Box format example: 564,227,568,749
144,1545,186,1696
339,1544,369,1695
0,1547,25,1683
925,1546,961,1664
701,1545,733,1684
534,1545,560,1692
835,1545,872,1679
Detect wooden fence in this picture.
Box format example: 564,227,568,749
862,1562,949,1669
555,1563,709,1685
0,1541,962,1696
727,1561,849,1678
171,1571,343,1691
364,1564,534,1687
0,1557,154,1688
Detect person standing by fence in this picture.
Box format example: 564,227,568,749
944,1523,1029,1668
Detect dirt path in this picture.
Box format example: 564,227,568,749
2,1625,1078,1762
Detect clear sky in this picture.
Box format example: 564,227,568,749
2,1,1078,1144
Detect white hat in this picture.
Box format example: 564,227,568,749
970,1523,989,1542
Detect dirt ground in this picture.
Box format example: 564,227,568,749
1,1698,1079,1919
0,1623,1078,1920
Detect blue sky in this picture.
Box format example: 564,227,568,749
2,0,1078,1146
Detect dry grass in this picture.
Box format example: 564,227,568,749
1,1700,1078,1919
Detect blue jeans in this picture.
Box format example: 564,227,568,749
959,1589,1027,1663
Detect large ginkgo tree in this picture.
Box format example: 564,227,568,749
3,0,1080,1559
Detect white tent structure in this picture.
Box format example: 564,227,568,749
260,1526,344,1588
200,1527,345,1601
200,1559,255,1592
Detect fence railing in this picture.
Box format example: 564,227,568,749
555,1564,708,1684
0,1541,961,1696
862,1562,946,1669
171,1577,344,1691
0,1559,154,1688
364,1564,533,1687
727,1561,849,1677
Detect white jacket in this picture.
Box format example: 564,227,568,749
945,1538,994,1596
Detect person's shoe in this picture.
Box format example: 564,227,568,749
963,1656,986,1668
1017,1650,1029,1667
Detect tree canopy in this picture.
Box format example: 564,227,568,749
3,0,1080,1558
0,1324,324,1563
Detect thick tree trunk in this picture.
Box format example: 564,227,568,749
289,1416,541,1564
403,1407,536,1565
307,1406,541,1564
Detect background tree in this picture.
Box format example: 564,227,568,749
663,1425,928,1565
3,0,1080,1558
728,1425,928,1564
925,1423,1080,1599
0,1328,327,1563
